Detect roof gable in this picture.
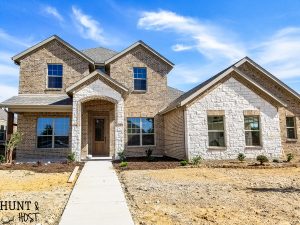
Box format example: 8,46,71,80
160,62,287,114
105,40,174,67
66,70,128,94
12,35,95,65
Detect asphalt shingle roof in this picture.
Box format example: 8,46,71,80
0,95,72,106
81,47,118,64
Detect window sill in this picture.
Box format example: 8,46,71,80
286,138,297,143
45,88,63,91
208,147,226,151
132,90,147,94
245,146,262,150
127,145,156,148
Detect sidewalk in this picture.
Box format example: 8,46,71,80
59,161,134,225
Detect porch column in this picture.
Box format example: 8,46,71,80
115,98,125,159
71,98,82,161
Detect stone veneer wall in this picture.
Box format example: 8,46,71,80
186,77,282,160
238,62,300,159
17,112,72,159
109,45,172,156
72,79,124,160
18,40,90,94
163,107,186,159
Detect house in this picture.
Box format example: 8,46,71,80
0,35,299,161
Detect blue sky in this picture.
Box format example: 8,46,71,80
1,0,300,101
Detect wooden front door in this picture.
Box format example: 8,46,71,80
92,118,107,156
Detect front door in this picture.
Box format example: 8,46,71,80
93,118,106,156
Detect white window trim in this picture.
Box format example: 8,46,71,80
286,116,297,140
47,63,63,89
36,117,70,149
244,115,261,147
133,67,147,92
127,117,155,147
207,115,226,148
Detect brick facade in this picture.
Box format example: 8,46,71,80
17,112,72,159
109,45,172,156
19,40,90,94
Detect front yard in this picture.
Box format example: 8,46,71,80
118,167,300,225
0,163,82,225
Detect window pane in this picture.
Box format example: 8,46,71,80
286,117,295,127
142,134,155,145
127,118,141,130
142,118,154,133
37,136,52,148
48,77,62,88
0,132,4,141
37,118,53,136
95,119,104,141
54,118,70,136
134,79,146,90
208,116,224,130
244,116,259,130
208,132,225,147
245,131,260,146
287,128,296,139
54,136,69,148
128,134,140,146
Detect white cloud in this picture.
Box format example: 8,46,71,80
252,27,300,79
0,51,18,77
138,10,246,61
172,44,193,52
0,84,17,102
72,6,107,45
0,29,32,48
44,6,64,22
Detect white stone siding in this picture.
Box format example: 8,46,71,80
72,79,125,160
186,77,282,160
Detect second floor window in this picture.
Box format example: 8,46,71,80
286,117,297,139
48,64,63,88
133,67,147,91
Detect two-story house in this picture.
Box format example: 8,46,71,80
1,35,300,161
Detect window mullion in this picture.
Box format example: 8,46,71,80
140,118,142,146
52,118,55,149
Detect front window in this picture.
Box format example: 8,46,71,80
244,116,260,146
48,64,63,88
0,125,6,141
207,116,225,147
133,67,147,91
127,118,154,146
286,117,297,139
37,118,70,148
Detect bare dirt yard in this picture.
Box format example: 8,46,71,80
119,167,300,225
0,163,82,225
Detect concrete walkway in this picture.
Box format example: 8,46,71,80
59,161,134,225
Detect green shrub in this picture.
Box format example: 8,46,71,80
119,161,128,167
67,152,76,162
0,155,4,164
180,160,188,166
286,153,294,162
191,155,202,165
118,151,126,162
273,159,280,163
237,153,246,162
256,155,269,165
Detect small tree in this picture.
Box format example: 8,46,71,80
5,131,22,164
118,150,126,162
286,153,294,162
256,155,268,165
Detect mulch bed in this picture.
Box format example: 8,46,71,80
0,162,84,173
113,157,300,171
